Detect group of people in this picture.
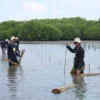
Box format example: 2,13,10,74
0,36,21,66
0,36,85,75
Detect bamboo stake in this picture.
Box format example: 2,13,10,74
81,73,100,77
1,57,20,66
99,66,100,72
72,73,100,77
52,84,75,94
88,64,90,74
52,73,100,94
19,49,25,63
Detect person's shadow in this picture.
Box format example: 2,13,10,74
71,75,87,99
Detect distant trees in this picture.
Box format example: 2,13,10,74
40,24,61,41
84,26,100,40
18,21,41,41
0,17,100,41
61,24,80,40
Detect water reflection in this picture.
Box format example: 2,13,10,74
72,75,87,100
0,43,100,100
7,66,17,97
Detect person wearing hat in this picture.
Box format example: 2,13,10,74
66,38,85,75
0,39,9,54
15,37,20,54
7,36,21,66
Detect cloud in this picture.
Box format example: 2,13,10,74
2,0,100,22
7,1,47,21
22,1,46,13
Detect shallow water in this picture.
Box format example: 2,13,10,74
0,41,100,100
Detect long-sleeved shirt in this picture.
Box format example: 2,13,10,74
15,40,20,54
7,43,20,65
67,45,85,69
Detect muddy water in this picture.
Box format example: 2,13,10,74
0,41,100,100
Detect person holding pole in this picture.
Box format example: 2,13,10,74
7,36,21,66
66,38,85,75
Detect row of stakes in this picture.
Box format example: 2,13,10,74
34,50,100,74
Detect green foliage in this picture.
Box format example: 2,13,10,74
61,24,80,40
40,24,61,41
0,31,8,40
18,21,42,41
0,17,100,41
84,26,100,40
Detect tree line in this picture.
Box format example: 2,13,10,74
0,17,100,41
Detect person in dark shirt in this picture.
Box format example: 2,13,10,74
66,38,85,75
0,39,9,54
7,36,21,66
15,37,20,54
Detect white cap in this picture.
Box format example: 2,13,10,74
16,37,18,40
5,39,9,42
74,38,81,43
10,36,16,41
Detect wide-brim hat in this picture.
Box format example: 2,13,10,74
10,36,16,41
74,38,81,43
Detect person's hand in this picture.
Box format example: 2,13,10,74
8,59,11,62
20,55,22,58
66,41,69,46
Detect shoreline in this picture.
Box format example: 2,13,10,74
20,40,100,44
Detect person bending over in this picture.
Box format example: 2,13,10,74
7,36,21,66
0,39,9,54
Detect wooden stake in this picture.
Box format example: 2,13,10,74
99,66,100,72
88,64,90,74
52,84,75,94
1,57,20,66
52,73,100,94
19,49,25,63
81,73,100,77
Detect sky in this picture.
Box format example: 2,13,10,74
0,0,100,22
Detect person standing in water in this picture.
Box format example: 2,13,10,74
7,36,21,66
66,38,85,75
0,39,9,54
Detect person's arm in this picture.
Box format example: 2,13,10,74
5,41,8,45
66,42,75,53
16,40,20,53
18,40,20,46
67,45,75,53
15,44,20,57
16,52,21,57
